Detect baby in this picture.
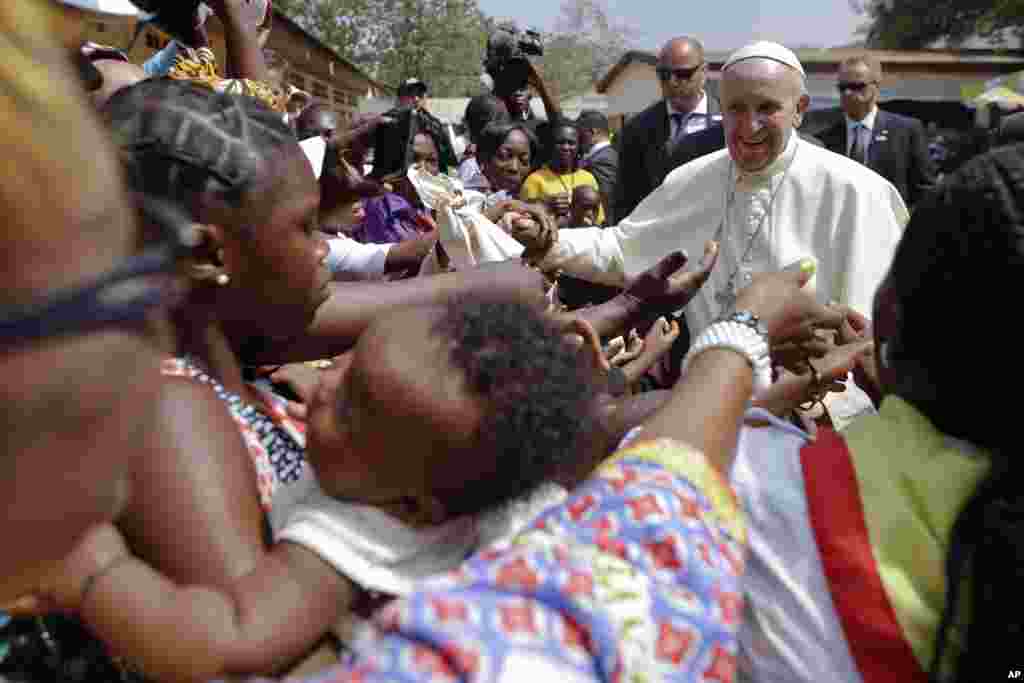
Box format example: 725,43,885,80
22,299,607,680
570,185,603,227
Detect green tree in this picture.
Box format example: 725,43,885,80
531,0,635,99
274,0,488,95
851,0,1024,48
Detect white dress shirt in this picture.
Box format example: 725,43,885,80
845,106,878,156
668,92,716,140
537,133,909,334
326,236,391,282
583,139,612,161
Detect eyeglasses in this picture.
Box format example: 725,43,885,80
0,195,196,349
837,81,877,94
656,63,705,82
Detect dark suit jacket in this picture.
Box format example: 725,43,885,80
581,143,619,220
820,109,935,207
610,96,722,223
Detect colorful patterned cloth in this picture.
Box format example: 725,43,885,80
161,358,307,512
167,46,285,112
245,437,748,682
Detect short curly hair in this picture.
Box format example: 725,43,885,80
430,299,594,517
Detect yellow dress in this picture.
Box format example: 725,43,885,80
520,166,605,226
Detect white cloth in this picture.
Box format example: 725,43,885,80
277,481,567,596
724,41,806,77
299,136,327,179
845,106,879,157
405,165,525,273
583,139,612,161
730,411,863,683
668,92,715,140
537,135,909,333
458,157,490,191
326,237,391,281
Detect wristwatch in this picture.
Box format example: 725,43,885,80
724,310,769,338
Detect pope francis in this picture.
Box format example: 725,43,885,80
521,41,909,334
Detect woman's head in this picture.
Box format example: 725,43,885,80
875,143,1024,452
477,122,536,194
549,122,579,173
306,299,595,527
463,94,509,145
104,79,330,347
889,144,1024,683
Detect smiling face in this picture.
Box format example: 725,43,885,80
550,125,579,172
720,58,808,173
412,132,440,175
482,128,532,194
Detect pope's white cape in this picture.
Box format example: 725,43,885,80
539,136,909,333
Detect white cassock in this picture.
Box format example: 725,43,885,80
538,134,910,333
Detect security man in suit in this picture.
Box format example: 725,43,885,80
577,109,618,220
609,36,721,224
820,55,935,208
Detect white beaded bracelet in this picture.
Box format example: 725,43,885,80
681,320,772,395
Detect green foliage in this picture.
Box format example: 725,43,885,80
274,0,631,98
852,0,1024,48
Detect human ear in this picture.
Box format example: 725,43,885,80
793,94,810,128
184,223,230,287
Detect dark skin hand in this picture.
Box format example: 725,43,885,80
555,248,719,345
204,0,269,82
618,244,719,330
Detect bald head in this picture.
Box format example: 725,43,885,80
90,59,146,109
657,36,707,113
659,36,704,63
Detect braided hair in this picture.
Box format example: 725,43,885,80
888,144,1024,682
102,78,296,212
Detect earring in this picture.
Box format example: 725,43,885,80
216,273,230,286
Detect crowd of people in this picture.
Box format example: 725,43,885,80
1,0,1021,682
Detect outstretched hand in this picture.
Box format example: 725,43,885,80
622,243,719,320
734,267,844,341
502,202,559,264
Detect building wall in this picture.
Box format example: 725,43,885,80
603,61,661,119
69,10,385,123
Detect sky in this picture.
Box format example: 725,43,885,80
476,0,866,52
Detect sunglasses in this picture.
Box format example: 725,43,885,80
0,195,195,349
837,81,876,94
656,63,704,82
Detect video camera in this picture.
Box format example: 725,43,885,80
484,24,543,96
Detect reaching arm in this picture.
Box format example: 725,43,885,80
643,270,843,474
527,60,561,122
209,0,268,82
245,262,549,364
74,531,354,682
